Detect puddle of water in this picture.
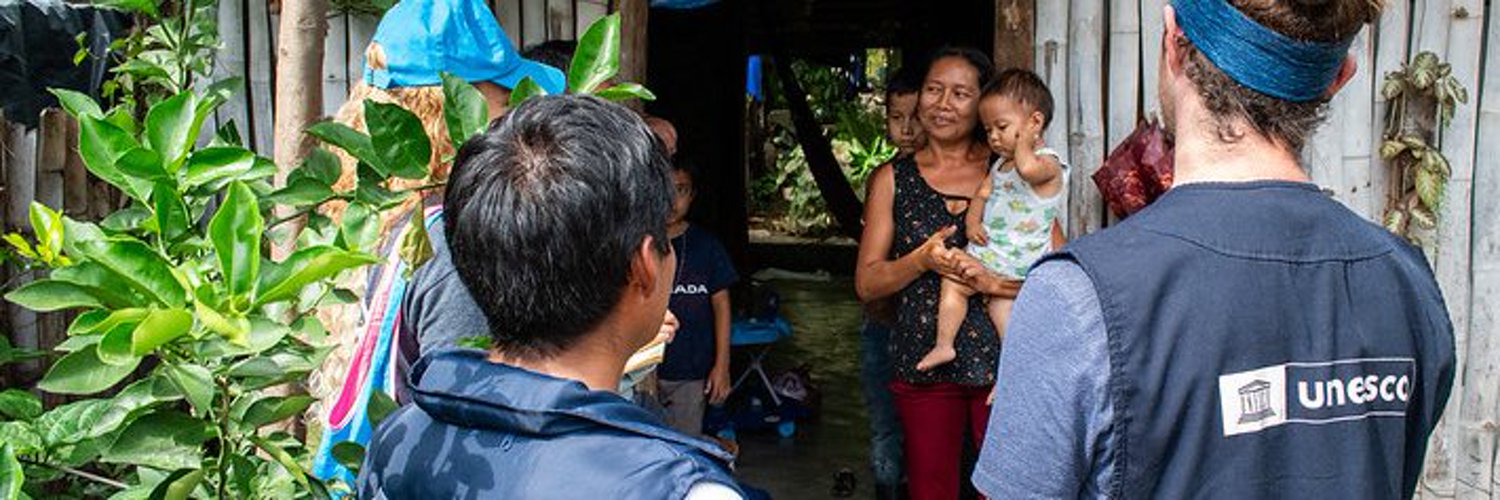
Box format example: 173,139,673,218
730,277,873,499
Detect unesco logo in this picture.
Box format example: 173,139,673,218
1236,380,1277,424
1217,358,1414,437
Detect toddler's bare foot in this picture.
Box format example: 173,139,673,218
916,345,957,371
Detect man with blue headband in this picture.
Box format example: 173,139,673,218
974,1,1455,498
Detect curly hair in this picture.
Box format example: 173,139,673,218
1176,0,1383,152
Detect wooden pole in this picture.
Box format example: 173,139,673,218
993,0,1034,71
273,0,328,254
618,0,648,90
62,117,88,219
35,110,69,405
4,117,39,382
274,0,327,176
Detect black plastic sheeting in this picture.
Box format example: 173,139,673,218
0,0,129,128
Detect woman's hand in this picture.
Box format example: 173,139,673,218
951,252,1024,299
917,226,958,272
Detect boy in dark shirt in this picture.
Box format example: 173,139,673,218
656,157,738,438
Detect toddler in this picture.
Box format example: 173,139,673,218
917,69,1067,371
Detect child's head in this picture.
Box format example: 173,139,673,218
669,155,697,226
884,67,926,155
978,69,1054,156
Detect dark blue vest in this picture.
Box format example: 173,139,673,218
358,350,742,499
1046,181,1455,499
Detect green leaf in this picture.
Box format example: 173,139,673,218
208,182,263,302
115,147,169,183
289,148,341,187
103,410,208,471
28,203,64,263
74,238,186,307
0,422,41,455
148,468,205,500
50,262,144,309
236,317,290,353
194,300,249,346
100,205,152,233
254,246,377,307
105,106,138,136
354,177,404,209
441,71,489,148
568,13,622,94
249,436,326,498
182,147,256,189
1379,139,1407,160
364,100,430,179
145,92,199,168
97,323,140,366
399,208,434,271
214,121,244,148
241,395,315,430
306,122,377,174
507,77,547,108
37,345,139,395
367,390,398,427
0,443,21,500
54,334,102,353
165,364,213,416
49,88,105,119
35,399,111,445
2,234,37,261
339,203,378,253
331,441,365,473
265,178,336,206
68,308,147,336
199,77,244,117
1410,206,1437,229
0,390,41,421
94,0,158,16
77,115,145,200
91,376,183,440
152,183,190,242
1415,167,1444,211
129,308,193,354
592,82,657,101
5,280,107,312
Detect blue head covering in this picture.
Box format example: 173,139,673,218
364,0,566,93
1173,0,1357,102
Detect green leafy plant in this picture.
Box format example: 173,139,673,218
0,73,435,496
1,11,654,499
753,59,896,237
506,13,656,106
79,0,222,118
1378,51,1466,244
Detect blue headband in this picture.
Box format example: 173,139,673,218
1173,0,1355,102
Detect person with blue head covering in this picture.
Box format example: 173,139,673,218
973,1,1455,498
309,0,567,487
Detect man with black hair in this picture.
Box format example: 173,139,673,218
358,95,744,500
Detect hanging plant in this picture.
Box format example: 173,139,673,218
1378,51,1467,245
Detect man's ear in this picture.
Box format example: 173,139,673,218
1161,5,1186,79
629,236,666,296
1322,54,1359,100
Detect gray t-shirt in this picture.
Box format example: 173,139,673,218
396,220,489,402
973,260,1116,498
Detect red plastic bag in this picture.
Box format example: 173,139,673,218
1093,117,1175,219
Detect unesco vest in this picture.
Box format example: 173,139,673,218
359,350,742,499
1046,181,1455,499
